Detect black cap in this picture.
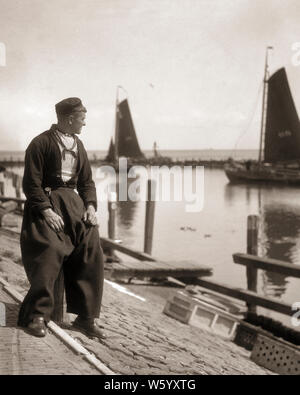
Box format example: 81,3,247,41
55,97,87,117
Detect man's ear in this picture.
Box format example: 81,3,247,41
69,115,74,125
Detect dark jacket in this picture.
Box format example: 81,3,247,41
23,124,97,212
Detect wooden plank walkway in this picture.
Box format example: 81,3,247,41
107,260,213,280
100,237,213,280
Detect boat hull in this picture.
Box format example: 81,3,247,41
224,163,300,185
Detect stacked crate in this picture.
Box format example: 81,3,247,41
163,291,239,339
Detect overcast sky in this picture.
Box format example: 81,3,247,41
1,0,300,151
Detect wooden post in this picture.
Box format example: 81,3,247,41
52,269,65,323
0,174,4,197
144,179,156,255
15,176,22,210
108,192,117,241
107,191,117,261
246,215,259,314
0,302,5,327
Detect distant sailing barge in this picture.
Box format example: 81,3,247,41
103,86,194,169
225,47,300,185
104,86,146,170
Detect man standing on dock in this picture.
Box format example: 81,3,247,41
18,97,105,339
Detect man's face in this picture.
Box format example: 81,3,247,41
69,111,86,134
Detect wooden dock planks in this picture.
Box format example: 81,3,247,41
101,237,213,280
108,260,213,280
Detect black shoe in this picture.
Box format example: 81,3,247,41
72,317,106,340
27,317,47,338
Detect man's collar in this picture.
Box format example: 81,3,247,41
51,124,73,138
56,129,73,138
50,125,78,143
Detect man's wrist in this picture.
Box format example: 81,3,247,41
41,208,52,215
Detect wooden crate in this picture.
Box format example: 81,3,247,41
190,303,238,339
163,292,239,339
163,299,194,324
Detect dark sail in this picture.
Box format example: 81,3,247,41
105,98,144,161
117,99,144,159
105,138,115,162
264,68,300,163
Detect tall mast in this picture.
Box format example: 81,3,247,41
258,46,273,165
114,86,120,164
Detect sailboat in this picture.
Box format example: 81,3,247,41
105,86,145,169
225,47,300,185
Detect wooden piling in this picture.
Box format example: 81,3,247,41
108,192,117,241
15,176,22,210
106,191,117,261
0,174,4,197
246,215,259,314
144,179,156,255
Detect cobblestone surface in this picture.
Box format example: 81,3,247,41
0,228,273,375
0,287,99,375
63,281,272,375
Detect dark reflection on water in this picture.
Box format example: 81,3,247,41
224,182,257,208
225,183,300,299
116,200,137,229
115,176,139,230
261,206,300,262
260,203,300,298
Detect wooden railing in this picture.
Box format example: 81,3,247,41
233,253,300,278
194,278,293,316
194,215,299,317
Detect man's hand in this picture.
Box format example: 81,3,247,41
83,204,97,226
42,208,64,232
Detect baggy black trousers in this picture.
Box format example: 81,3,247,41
18,188,104,326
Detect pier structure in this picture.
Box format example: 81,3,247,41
0,156,227,169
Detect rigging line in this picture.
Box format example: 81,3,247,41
117,85,128,98
233,81,263,153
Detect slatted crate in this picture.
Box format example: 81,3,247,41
163,294,196,324
251,334,300,375
163,291,239,339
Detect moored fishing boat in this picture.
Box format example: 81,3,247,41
225,47,300,185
